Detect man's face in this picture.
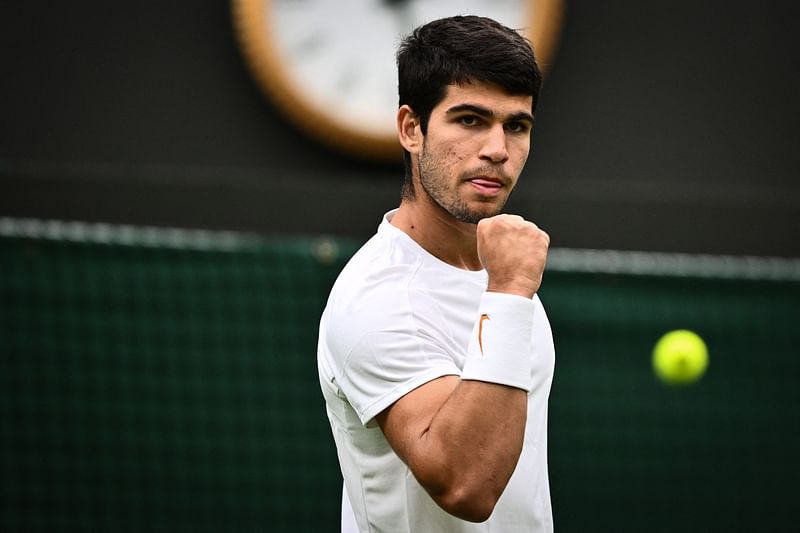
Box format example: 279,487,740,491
417,81,534,224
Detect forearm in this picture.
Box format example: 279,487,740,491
408,292,537,520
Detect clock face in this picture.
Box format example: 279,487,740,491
232,0,564,160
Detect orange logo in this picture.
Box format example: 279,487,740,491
478,314,490,355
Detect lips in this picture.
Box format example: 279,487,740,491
468,177,503,196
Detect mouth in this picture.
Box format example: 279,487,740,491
467,176,504,197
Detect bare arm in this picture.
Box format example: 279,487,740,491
376,375,527,522
376,214,549,522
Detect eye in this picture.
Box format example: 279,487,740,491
505,121,530,134
458,115,480,127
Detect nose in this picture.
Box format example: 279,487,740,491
478,124,509,164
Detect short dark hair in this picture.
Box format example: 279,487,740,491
396,15,543,196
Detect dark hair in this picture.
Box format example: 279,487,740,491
396,15,543,196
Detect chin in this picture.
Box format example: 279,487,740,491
453,206,504,225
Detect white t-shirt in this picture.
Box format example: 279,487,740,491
318,210,555,533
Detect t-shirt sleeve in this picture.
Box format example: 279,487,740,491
320,253,468,428
339,326,461,427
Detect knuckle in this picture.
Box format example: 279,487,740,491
540,229,550,244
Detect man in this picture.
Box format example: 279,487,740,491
318,15,555,532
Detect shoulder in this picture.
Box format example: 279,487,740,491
321,229,422,349
331,229,422,302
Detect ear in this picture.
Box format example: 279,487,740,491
397,105,422,154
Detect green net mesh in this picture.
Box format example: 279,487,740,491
2,219,799,532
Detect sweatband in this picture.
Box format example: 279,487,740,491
460,291,536,392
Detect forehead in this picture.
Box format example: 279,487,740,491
435,81,533,116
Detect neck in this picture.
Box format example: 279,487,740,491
391,197,483,271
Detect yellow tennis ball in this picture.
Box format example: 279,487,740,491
652,329,709,385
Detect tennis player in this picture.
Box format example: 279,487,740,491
318,15,555,532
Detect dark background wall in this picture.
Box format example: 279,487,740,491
2,1,798,256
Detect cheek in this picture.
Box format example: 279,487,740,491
432,142,466,169
513,144,531,167
450,147,467,164
447,139,474,164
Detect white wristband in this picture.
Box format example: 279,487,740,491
460,291,536,392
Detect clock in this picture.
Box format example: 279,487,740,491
231,0,564,161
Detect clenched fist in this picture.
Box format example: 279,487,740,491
476,214,550,298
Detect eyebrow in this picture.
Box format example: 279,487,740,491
445,103,534,125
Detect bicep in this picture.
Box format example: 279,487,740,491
375,375,460,464
374,373,529,521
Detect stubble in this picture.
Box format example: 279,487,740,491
417,145,512,224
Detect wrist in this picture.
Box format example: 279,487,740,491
460,292,536,392
485,282,537,299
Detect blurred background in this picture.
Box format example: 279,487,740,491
1,1,799,532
